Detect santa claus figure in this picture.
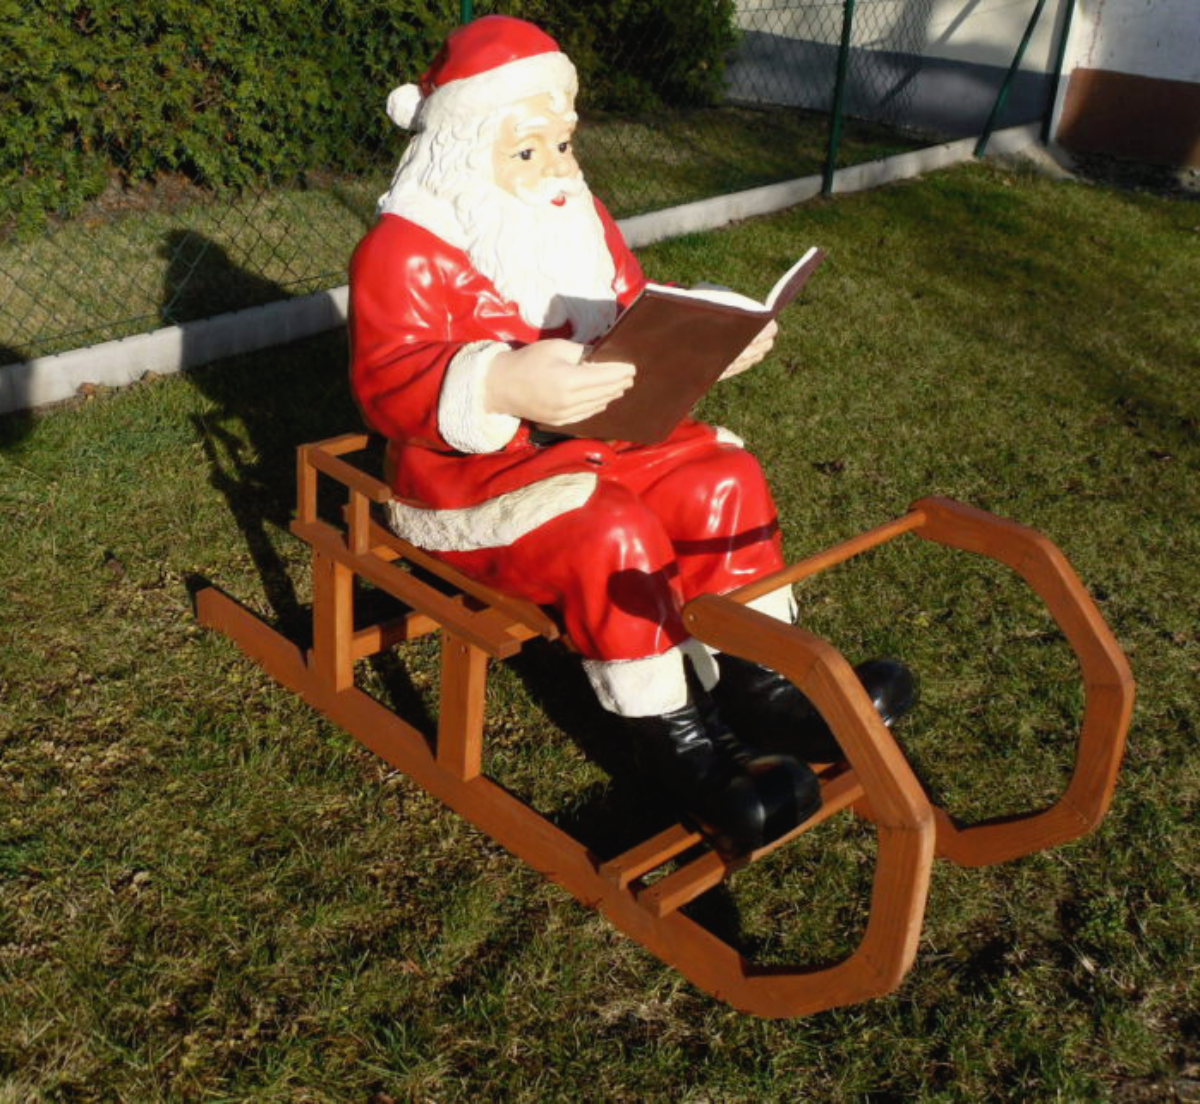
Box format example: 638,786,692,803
350,16,913,857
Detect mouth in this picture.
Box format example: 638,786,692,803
551,194,566,207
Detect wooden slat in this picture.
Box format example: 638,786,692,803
598,823,703,889
311,551,354,692
729,509,927,606
350,612,442,660
348,491,371,555
437,633,488,781
293,519,527,658
365,516,560,641
306,446,394,504
312,432,372,457
638,770,867,918
307,438,559,643
296,446,317,526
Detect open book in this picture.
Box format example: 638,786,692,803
537,246,826,444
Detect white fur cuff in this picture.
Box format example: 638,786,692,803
582,648,690,718
438,341,521,454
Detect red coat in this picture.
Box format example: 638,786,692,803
351,202,670,513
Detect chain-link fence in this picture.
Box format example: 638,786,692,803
0,1,1067,367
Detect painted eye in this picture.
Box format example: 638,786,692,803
518,149,534,161
557,142,570,154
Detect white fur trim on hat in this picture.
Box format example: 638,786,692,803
386,83,425,129
418,51,576,133
582,647,690,718
438,341,521,454
384,472,598,553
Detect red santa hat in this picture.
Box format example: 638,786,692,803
387,16,577,132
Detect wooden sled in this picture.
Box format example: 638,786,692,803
195,433,1134,1019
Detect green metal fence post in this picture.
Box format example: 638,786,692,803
822,0,857,197
460,0,473,24
1041,0,1076,144
975,0,1048,158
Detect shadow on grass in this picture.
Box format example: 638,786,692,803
1069,152,1200,204
0,344,34,451
166,230,359,638
504,639,754,954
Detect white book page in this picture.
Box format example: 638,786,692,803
639,244,819,314
765,246,820,311
642,281,768,313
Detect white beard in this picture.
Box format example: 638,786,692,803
454,177,618,343
379,130,619,345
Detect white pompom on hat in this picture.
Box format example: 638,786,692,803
385,15,577,132
386,83,425,129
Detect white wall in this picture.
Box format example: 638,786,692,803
735,0,1200,82
1069,0,1200,83
923,0,1064,70
736,0,1070,70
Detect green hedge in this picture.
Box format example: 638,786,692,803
487,0,738,112
1,0,736,233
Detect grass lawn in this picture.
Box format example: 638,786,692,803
2,159,1198,1100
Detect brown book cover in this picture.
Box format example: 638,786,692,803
538,246,826,444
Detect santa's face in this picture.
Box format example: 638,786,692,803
378,81,617,341
491,93,582,207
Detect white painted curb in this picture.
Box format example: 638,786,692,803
0,123,1038,416
620,122,1039,246
0,286,349,415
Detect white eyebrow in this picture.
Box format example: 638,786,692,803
513,111,578,136
513,116,551,136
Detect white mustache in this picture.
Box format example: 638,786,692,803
514,174,587,207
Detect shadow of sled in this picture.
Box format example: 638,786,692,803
194,432,1135,1019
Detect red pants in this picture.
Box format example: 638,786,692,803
438,435,784,660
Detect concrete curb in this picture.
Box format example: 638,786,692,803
0,123,1038,416
0,286,349,415
619,122,1039,246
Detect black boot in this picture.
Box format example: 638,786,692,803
713,654,917,763
626,695,821,859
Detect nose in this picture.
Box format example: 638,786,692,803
545,147,576,178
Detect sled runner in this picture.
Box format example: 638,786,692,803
194,432,1134,1018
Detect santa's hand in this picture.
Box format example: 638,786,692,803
719,319,778,380
484,339,636,425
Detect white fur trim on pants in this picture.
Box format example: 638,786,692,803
385,472,598,553
582,587,797,716
437,341,521,454
682,585,799,676
747,586,797,625
679,637,719,691
582,647,690,718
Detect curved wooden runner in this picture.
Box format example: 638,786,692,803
195,435,1134,1018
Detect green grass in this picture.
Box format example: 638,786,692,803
0,106,918,359
2,160,1198,1100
